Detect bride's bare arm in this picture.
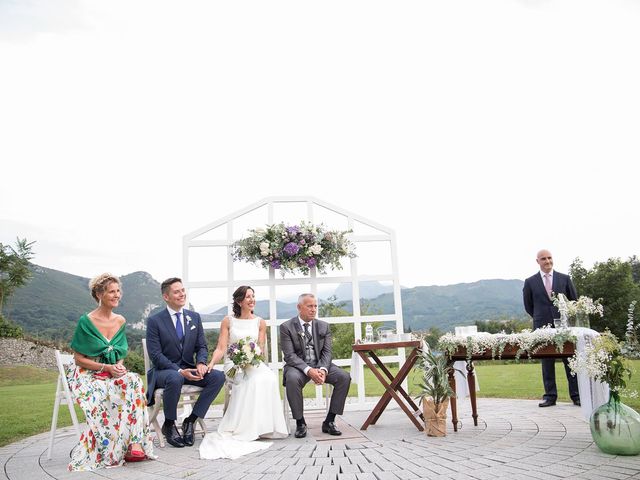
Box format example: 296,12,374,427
207,316,230,371
258,318,267,357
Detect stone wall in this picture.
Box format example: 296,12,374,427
0,338,61,369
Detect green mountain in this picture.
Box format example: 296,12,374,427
2,265,165,345
369,279,527,332
2,264,528,343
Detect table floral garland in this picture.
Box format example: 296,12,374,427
438,326,578,362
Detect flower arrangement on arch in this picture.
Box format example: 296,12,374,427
231,221,356,276
226,337,264,379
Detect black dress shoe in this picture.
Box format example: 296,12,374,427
294,424,307,438
573,399,581,406
321,421,342,436
162,423,185,448
182,419,195,446
538,400,556,407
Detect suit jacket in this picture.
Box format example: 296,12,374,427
280,316,333,376
145,307,208,404
523,271,578,329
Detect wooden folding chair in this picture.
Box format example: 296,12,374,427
47,350,82,460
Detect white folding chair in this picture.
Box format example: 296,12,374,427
282,378,333,434
47,350,82,460
142,339,207,447
453,326,481,398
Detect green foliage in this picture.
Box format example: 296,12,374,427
419,327,443,350
205,329,221,352
414,349,456,406
0,314,23,338
622,301,640,359
570,257,640,337
124,350,145,374
320,295,386,359
0,237,35,312
475,317,532,334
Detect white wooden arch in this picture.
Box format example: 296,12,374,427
182,196,404,409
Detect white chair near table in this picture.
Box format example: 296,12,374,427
453,326,481,398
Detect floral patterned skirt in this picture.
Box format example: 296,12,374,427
66,367,155,471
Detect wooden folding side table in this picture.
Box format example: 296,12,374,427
352,340,424,431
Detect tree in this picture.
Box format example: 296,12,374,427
0,238,35,312
320,295,385,360
421,326,443,350
570,257,640,338
475,317,530,334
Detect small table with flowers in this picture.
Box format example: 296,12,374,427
446,342,576,432
352,340,424,431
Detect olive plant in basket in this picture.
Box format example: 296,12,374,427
414,348,459,437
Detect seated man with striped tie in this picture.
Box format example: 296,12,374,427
146,278,225,447
280,293,351,438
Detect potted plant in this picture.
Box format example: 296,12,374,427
569,327,640,455
415,348,458,437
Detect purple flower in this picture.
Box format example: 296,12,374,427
286,226,300,236
249,342,255,349
284,242,300,256
270,259,281,269
307,257,317,268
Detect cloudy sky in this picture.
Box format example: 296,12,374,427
1,0,639,290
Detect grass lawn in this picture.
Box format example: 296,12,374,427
1,360,638,447
0,366,85,447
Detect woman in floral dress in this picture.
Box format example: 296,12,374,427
67,273,154,471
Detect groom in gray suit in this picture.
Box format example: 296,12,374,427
280,293,351,438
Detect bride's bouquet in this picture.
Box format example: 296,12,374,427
226,337,264,378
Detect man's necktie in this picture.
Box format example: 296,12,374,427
303,323,312,343
544,274,552,298
175,312,184,340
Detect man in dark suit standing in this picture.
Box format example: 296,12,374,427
146,278,225,447
523,249,580,408
280,293,351,438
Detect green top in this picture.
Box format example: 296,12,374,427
70,313,128,365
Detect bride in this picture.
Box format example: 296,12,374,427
200,285,288,459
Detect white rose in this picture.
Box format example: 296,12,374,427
242,344,251,355
309,244,323,255
259,242,270,256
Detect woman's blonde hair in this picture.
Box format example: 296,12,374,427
88,273,121,303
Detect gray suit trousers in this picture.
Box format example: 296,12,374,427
284,364,350,420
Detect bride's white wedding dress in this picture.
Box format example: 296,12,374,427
199,317,288,460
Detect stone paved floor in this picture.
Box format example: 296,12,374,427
2,398,640,480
